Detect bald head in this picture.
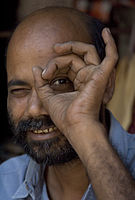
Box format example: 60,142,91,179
7,7,105,68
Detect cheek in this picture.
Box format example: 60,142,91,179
7,96,27,124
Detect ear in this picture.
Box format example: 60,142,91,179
103,68,116,105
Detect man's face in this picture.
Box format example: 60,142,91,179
7,15,91,165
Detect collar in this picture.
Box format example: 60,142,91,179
12,158,46,200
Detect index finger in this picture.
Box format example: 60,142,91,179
54,41,100,65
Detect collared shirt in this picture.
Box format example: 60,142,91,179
1,113,135,200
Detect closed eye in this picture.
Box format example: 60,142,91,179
9,88,31,97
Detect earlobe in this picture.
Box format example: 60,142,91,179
103,68,116,105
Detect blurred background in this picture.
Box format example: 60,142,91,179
0,0,135,163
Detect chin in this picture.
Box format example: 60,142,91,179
17,133,78,166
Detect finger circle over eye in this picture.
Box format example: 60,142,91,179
42,54,86,82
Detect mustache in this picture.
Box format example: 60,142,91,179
16,116,55,133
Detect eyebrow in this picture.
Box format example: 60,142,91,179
8,80,29,88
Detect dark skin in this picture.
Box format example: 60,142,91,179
7,8,135,200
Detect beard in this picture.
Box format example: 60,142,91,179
8,113,78,166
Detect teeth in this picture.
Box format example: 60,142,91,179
49,128,53,132
44,129,48,133
34,130,38,134
38,130,43,134
33,126,57,134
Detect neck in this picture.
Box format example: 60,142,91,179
45,158,89,200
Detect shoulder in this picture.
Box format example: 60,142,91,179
109,112,135,178
0,154,30,175
109,111,135,150
0,154,30,199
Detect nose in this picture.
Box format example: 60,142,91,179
25,89,48,118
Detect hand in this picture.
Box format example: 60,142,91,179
32,28,118,139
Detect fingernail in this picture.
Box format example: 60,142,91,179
42,67,47,76
106,28,111,34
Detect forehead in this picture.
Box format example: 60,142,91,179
7,13,92,82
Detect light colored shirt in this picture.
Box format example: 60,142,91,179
0,113,135,200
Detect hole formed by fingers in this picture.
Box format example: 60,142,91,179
42,54,86,82
49,75,74,93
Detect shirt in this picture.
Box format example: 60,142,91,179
0,113,135,200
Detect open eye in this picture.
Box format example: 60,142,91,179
52,78,69,85
50,77,74,92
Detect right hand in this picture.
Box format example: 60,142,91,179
32,28,118,139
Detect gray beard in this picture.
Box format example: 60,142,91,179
8,113,78,166
20,135,79,165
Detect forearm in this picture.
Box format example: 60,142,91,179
67,122,135,200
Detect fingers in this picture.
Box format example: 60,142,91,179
32,66,54,107
42,41,101,82
41,28,118,96
42,54,85,82
54,41,100,65
101,28,118,78
74,65,97,91
77,29,118,107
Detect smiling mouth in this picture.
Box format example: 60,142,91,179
32,126,58,134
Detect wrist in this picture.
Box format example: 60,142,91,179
65,118,107,140
65,119,108,156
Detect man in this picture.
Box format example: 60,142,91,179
0,7,135,200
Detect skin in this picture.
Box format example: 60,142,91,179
7,8,135,200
